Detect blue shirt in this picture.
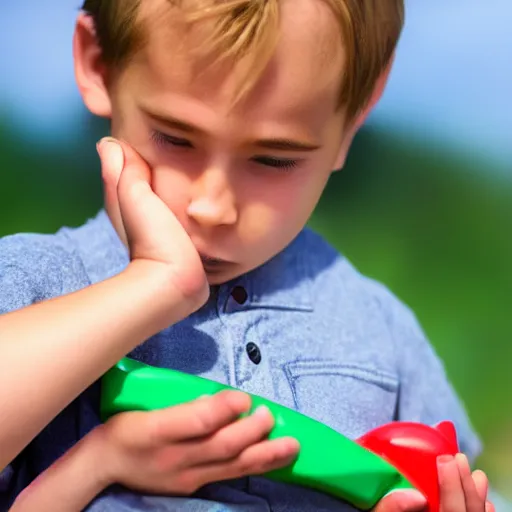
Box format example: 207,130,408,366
0,210,481,511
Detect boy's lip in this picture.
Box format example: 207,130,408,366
198,252,234,270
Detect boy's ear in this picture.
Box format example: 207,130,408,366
73,13,113,118
333,54,395,171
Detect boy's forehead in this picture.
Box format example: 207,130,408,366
129,0,346,122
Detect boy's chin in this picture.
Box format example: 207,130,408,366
206,275,228,286
204,263,247,286
204,268,237,286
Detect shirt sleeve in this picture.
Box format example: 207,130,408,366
0,262,39,313
0,233,70,506
369,279,482,463
0,232,78,314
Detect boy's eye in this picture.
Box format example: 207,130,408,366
151,131,193,148
253,156,299,171
151,131,299,172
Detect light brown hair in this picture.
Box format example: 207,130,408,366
81,0,404,120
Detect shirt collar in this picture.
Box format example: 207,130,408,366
232,232,314,312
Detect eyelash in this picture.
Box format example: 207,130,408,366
150,130,300,172
151,131,192,148
252,156,299,171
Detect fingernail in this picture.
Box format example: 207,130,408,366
96,137,124,174
282,453,298,466
253,405,272,420
96,136,116,154
437,454,455,465
455,453,470,469
282,438,301,457
383,490,427,511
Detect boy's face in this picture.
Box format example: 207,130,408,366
77,0,368,285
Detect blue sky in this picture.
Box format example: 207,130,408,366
371,0,511,169
0,1,510,169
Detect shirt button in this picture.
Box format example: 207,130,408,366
246,342,262,365
231,286,248,305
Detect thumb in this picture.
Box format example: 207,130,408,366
374,490,427,512
97,136,124,195
97,137,127,246
116,139,152,185
472,470,495,512
472,469,488,502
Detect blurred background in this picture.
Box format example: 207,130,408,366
1,0,511,499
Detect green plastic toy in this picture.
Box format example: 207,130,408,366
100,358,414,509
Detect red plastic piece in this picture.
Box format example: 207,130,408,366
356,421,459,511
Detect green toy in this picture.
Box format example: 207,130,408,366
100,358,414,509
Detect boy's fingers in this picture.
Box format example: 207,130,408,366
97,138,125,240
110,139,205,282
148,391,252,443
189,437,300,488
115,139,156,233
455,454,485,512
472,471,493,512
187,405,275,465
471,470,489,502
116,139,152,192
438,455,466,512
111,139,170,257
97,137,125,193
372,490,427,512
224,436,300,476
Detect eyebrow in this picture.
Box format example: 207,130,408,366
145,110,322,153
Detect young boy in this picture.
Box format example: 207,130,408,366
0,0,497,510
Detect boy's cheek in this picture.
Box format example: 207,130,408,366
151,169,191,208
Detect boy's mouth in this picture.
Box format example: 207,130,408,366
199,253,232,272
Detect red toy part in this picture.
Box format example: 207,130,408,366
356,421,459,512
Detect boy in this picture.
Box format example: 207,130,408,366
0,0,496,510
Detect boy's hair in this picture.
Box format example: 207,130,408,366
81,0,404,120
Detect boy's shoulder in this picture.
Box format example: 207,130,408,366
0,210,127,313
287,227,420,332
0,229,85,310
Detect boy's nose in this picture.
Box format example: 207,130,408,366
186,168,238,227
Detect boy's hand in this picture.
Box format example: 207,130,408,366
97,137,209,305
373,454,494,512
436,454,494,512
11,391,298,511
95,390,300,496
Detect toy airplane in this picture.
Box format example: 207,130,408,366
101,358,459,511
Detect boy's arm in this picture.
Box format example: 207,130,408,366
0,139,209,470
9,427,108,512
0,260,202,471
9,393,299,512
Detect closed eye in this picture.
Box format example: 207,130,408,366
151,130,300,171
252,156,300,171
151,130,193,148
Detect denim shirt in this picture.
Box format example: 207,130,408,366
0,210,481,511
